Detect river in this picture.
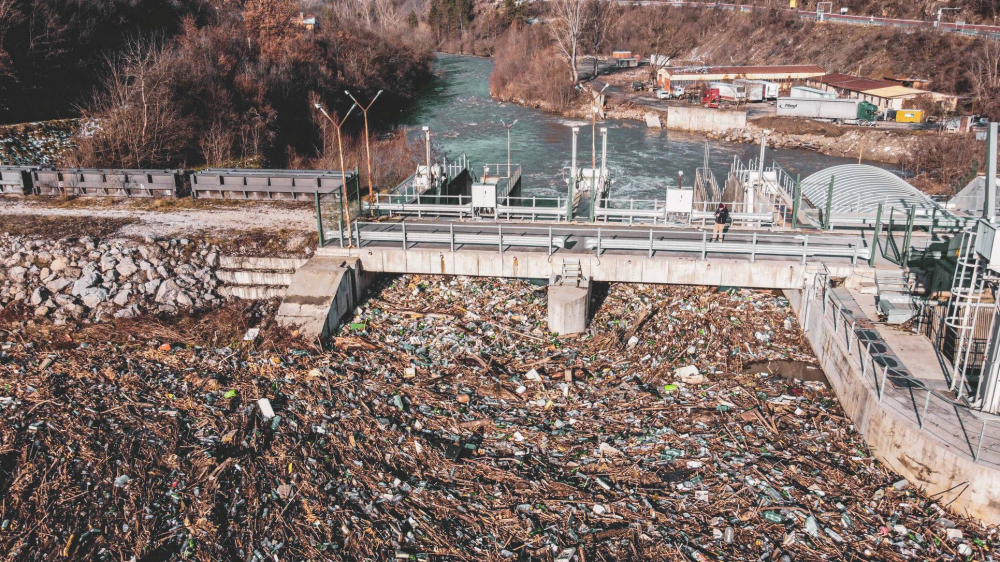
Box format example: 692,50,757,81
403,54,881,200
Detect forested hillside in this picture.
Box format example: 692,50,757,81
0,0,434,169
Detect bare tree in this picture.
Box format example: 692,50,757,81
970,40,1000,120
75,39,191,168
199,120,234,167
583,0,618,78
549,0,585,84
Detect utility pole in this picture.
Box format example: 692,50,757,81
314,102,358,246
344,90,383,204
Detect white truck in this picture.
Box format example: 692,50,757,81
655,86,686,100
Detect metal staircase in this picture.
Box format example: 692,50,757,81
560,258,583,285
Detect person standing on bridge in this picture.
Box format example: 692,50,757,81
712,203,729,242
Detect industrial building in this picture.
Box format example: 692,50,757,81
807,73,959,111
656,64,825,90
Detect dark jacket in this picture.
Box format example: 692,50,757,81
714,207,730,224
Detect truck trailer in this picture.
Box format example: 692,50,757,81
789,86,837,100
776,98,879,126
747,80,780,100
734,80,764,103
707,82,747,102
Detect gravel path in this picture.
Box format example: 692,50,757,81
0,198,316,238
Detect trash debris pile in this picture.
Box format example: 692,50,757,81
0,275,994,561
0,233,224,322
0,119,78,165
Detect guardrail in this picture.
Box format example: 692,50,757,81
192,168,357,200
350,222,568,255
32,169,184,198
0,166,35,195
804,272,1000,465
584,229,869,263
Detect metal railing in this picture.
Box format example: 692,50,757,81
585,228,869,263
804,272,1000,464
334,222,872,264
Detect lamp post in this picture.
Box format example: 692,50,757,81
422,126,431,189
501,119,518,179
344,90,383,204
315,102,358,246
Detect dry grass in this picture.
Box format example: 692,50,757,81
0,214,136,239
192,228,317,256
17,195,311,212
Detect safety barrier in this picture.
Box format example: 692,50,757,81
584,229,870,264
192,168,357,200
336,222,872,265
31,169,184,197
0,166,34,195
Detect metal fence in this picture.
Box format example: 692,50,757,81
804,272,1000,465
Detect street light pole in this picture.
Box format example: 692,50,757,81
315,102,358,246
344,90,383,204
501,119,518,179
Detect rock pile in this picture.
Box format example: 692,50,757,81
0,234,224,322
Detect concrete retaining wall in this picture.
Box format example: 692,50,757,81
666,106,747,133
788,289,1000,524
319,246,871,290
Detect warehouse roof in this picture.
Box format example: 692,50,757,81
816,73,894,91
815,73,925,97
863,85,926,99
801,164,939,215
661,64,825,76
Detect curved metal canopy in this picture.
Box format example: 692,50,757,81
800,164,938,215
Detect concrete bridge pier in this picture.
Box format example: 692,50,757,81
547,273,591,335
276,256,374,338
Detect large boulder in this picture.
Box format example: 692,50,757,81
115,257,138,278
80,287,109,309
71,272,100,296
155,279,183,305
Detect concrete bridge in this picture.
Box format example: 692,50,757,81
271,211,1000,525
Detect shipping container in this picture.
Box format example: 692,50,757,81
776,98,879,124
790,86,838,100
612,50,633,59
708,82,747,102
734,80,764,102
896,109,924,123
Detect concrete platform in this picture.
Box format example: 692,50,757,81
790,286,1000,524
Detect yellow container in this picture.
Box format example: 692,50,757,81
896,110,924,123
789,0,797,7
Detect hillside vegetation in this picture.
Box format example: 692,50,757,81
0,0,435,171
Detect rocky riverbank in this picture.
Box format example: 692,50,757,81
707,119,923,165
1,234,227,323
